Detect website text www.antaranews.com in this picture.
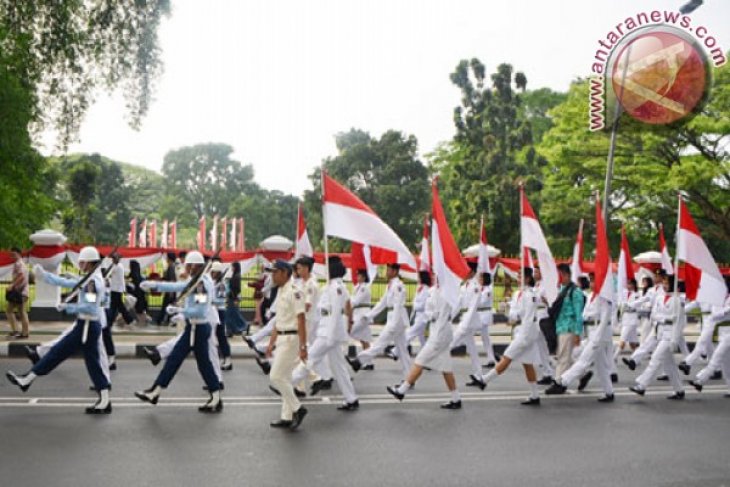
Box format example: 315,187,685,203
589,9,725,131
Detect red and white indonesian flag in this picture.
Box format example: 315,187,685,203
594,198,615,303
418,216,431,272
477,215,491,275
128,217,137,247
161,220,169,249
210,215,218,250
296,203,314,258
570,219,585,285
521,188,558,303
170,220,177,248
616,225,635,304
322,172,416,268
139,218,147,248
677,199,726,306
197,216,206,251
229,218,237,251
659,223,674,275
351,242,378,283
431,179,470,309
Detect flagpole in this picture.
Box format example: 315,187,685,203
673,193,681,314
519,184,524,293
321,168,330,282
295,203,301,257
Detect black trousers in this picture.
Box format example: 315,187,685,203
108,291,134,325
155,293,176,324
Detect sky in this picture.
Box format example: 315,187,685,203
38,0,730,197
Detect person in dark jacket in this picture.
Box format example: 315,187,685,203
154,253,178,326
225,262,248,335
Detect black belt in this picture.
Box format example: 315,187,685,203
277,330,298,335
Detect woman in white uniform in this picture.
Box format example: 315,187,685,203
477,273,542,405
349,269,373,356
614,278,641,359
385,280,463,409
405,271,432,351
478,272,497,367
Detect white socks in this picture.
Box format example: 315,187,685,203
18,372,36,386
149,385,162,397
208,390,221,405
529,382,540,399
482,369,498,384
222,357,232,367
396,381,411,395
96,388,110,408
450,389,461,403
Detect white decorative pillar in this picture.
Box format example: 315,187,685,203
29,229,67,309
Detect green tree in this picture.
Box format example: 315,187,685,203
538,57,730,261
430,60,547,252
59,157,101,243
1,0,171,146
229,189,299,248
161,143,258,220
303,129,430,251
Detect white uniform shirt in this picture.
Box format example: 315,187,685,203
109,262,126,293
367,276,408,330
317,278,350,342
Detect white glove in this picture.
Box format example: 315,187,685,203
170,313,186,323
56,303,67,312
33,264,45,277
140,281,156,291
166,305,183,315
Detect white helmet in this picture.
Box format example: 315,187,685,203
184,251,205,265
210,262,225,273
78,246,100,263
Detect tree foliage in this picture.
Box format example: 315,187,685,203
303,129,430,251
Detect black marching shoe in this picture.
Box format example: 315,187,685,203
440,400,462,410
678,362,691,376
134,388,160,405
667,391,685,400
610,373,618,384
221,361,233,372
310,380,328,396
255,357,271,375
386,385,405,402
521,397,541,406
710,370,722,380
483,362,496,369
85,398,112,415
544,381,567,395
294,388,306,399
290,407,308,430
597,394,615,403
345,355,362,372
198,397,223,413
688,380,703,392
270,419,292,428
143,346,161,366
577,371,593,391
622,358,636,371
337,400,360,411
24,345,40,365
6,371,31,392
319,378,333,390
629,385,645,396
109,361,117,371
362,364,375,371
537,376,553,386
466,374,487,390
244,337,266,358
656,374,669,381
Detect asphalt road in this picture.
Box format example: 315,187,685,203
0,356,728,487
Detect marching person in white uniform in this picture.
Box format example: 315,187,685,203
346,263,411,379
478,272,497,368
290,256,359,410
349,269,374,363
405,271,432,351
450,262,485,388
386,280,463,409
689,279,730,395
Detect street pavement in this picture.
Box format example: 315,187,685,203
0,356,728,487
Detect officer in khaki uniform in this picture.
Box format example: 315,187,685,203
266,260,308,430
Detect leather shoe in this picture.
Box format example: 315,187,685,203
337,400,360,411
134,389,159,405
255,357,271,375
345,356,362,372
629,385,645,396
622,357,636,371
6,371,30,392
25,345,40,365
598,394,615,403
578,371,593,391
544,381,567,395
710,370,722,380
386,385,405,402
362,364,375,371
294,388,306,399
678,362,690,376
143,346,161,366
270,419,292,428
198,399,223,413
610,373,618,384
520,397,540,406
310,380,328,396
244,337,266,358
440,400,462,409
466,374,486,390
290,407,307,430
667,391,685,400
688,380,703,392
85,402,112,414
656,374,669,381
537,376,553,386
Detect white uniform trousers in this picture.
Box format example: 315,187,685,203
561,338,613,395
636,330,683,393
684,320,716,367
695,335,730,387
270,334,302,421
358,324,411,378
292,337,357,404
631,335,658,366
639,317,653,345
